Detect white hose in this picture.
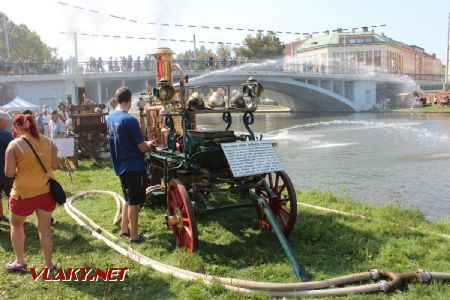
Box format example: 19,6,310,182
64,190,450,297
297,202,450,241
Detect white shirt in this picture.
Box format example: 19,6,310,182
49,119,65,139
42,114,51,136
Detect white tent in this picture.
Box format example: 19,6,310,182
1,96,40,112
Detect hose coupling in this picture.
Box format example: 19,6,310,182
370,269,380,280
378,280,391,292
416,269,432,283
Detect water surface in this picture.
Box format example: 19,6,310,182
196,112,450,221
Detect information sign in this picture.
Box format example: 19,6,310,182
220,140,284,177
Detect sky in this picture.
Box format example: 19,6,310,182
1,0,449,62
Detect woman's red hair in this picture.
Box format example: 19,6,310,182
14,114,40,139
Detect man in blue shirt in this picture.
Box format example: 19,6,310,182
0,111,13,222
107,87,155,243
35,112,45,134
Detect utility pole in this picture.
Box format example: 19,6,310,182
193,34,197,61
2,14,11,60
445,12,450,90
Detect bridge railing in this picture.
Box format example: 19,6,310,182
282,63,445,82
0,59,247,76
0,60,444,84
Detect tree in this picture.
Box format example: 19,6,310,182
216,44,231,60
175,49,195,61
234,32,284,60
0,12,57,61
175,45,215,61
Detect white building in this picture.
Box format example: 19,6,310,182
284,27,444,81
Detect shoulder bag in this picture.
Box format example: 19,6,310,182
21,137,66,205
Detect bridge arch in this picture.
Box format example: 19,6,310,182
188,74,357,112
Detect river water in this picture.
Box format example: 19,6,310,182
196,112,450,221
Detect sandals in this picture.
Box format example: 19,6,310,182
5,260,58,272
5,261,27,272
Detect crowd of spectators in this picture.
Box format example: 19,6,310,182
2,105,68,140
411,95,450,109
0,54,245,76
0,56,65,76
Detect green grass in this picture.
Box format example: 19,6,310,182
394,106,450,113
1,161,449,299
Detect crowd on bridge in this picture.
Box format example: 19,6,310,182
72,55,243,74
0,54,245,76
0,56,65,76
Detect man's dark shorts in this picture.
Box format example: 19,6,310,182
0,176,13,198
119,171,146,205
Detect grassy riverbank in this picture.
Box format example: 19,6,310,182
394,106,450,113
1,161,449,299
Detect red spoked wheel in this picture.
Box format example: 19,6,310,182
167,179,198,252
255,171,297,236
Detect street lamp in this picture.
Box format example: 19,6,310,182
2,14,11,60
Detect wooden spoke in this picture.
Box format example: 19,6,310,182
167,179,198,252
255,171,298,236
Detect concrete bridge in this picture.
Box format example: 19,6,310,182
0,67,420,112
187,70,418,112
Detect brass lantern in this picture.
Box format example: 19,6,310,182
153,78,175,115
242,77,264,108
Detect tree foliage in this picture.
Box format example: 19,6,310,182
234,32,284,60
215,44,231,60
175,45,215,61
0,12,57,61
175,33,283,62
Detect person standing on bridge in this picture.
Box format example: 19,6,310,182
107,87,156,243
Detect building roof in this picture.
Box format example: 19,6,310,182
294,30,441,63
296,31,388,52
283,39,305,55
